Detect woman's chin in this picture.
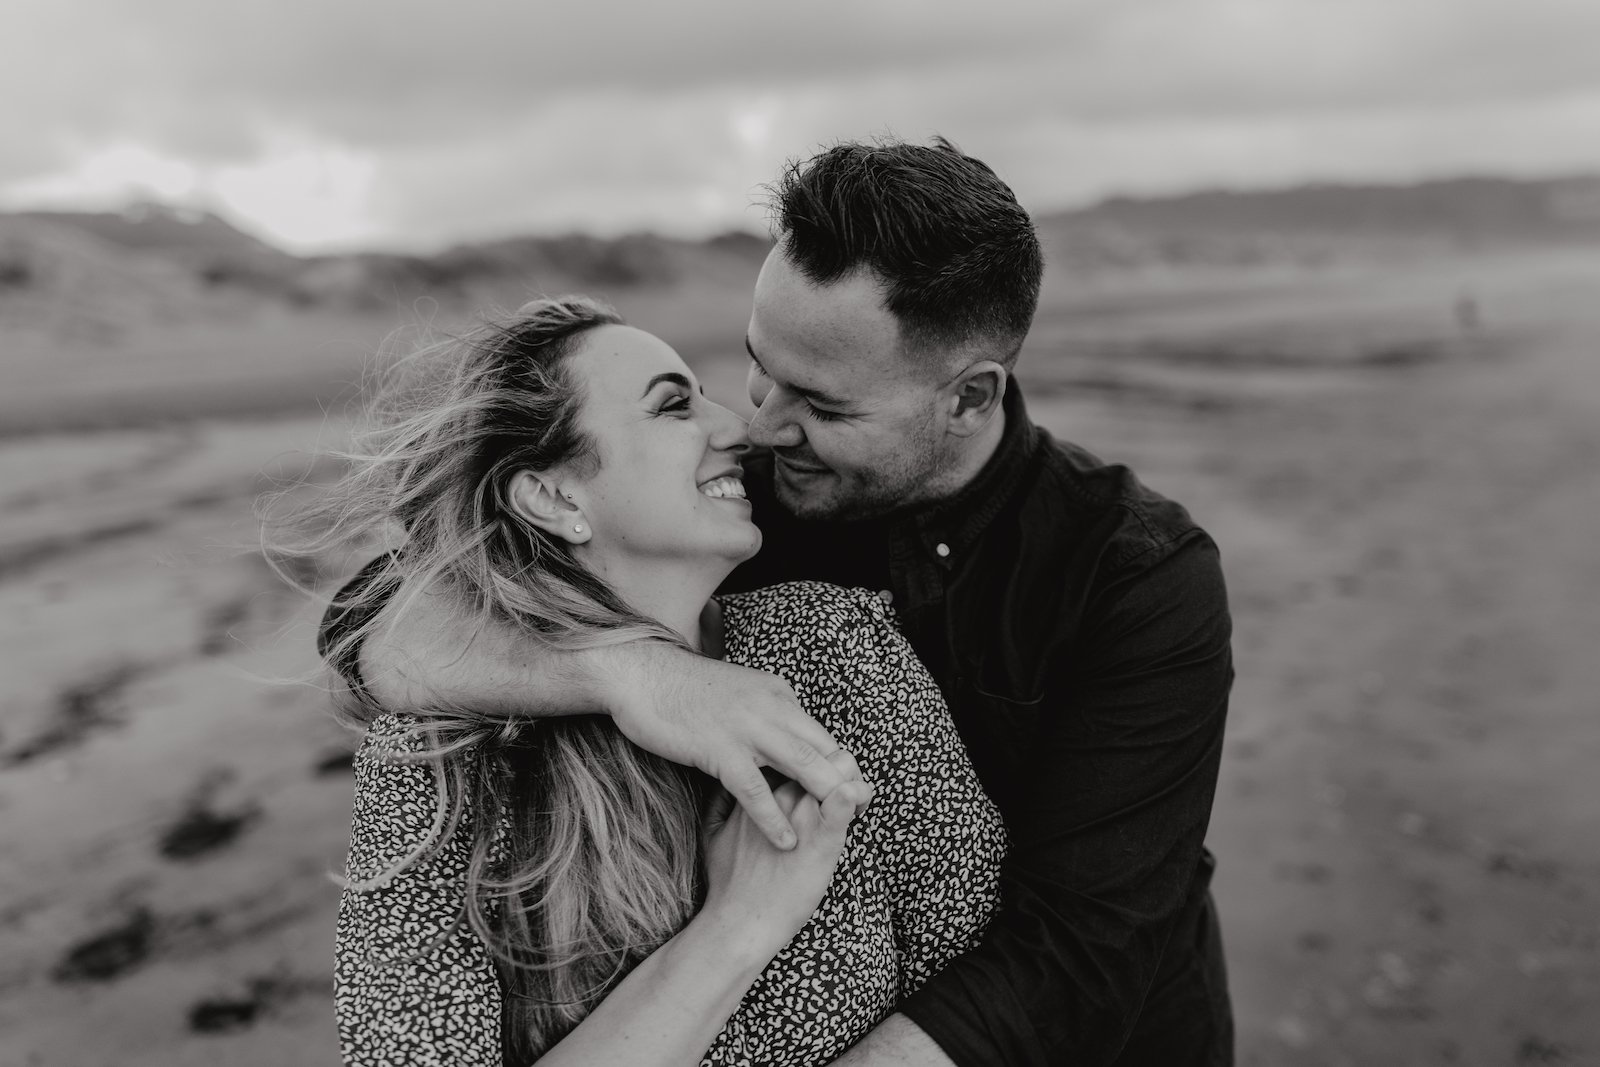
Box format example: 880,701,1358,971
711,523,763,568
737,525,763,563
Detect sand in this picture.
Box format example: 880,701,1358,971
0,244,1596,1065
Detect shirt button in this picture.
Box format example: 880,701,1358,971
935,542,951,558
877,589,894,606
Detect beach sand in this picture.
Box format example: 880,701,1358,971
1,245,1596,1065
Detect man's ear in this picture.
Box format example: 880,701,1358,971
945,361,1007,438
508,470,591,545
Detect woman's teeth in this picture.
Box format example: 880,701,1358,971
700,476,746,500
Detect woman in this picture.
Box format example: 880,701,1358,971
291,297,1005,1065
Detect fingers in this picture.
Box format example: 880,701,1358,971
723,761,799,850
824,748,862,783
803,750,872,838
760,719,851,803
817,776,874,835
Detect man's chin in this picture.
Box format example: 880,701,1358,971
771,472,855,522
776,475,903,523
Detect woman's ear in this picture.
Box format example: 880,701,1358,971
508,470,591,544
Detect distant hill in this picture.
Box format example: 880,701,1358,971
0,213,215,335
5,174,1598,316
0,201,774,312
1033,174,1600,273
10,202,295,264
295,228,772,307
1049,175,1600,238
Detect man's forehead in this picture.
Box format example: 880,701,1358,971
746,323,919,403
748,274,914,397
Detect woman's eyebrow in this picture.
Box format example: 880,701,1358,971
640,372,693,398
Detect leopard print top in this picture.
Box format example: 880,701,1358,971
333,581,1006,1066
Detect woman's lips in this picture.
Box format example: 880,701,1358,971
698,475,747,500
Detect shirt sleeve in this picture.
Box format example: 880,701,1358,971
864,637,1007,1003
898,531,1233,1066
334,720,504,1066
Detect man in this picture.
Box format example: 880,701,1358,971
326,138,1233,1065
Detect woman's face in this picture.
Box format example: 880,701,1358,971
562,325,760,569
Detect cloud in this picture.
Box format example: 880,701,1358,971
4,0,1599,249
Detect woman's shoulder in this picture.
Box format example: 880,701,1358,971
720,579,896,636
720,581,904,671
719,582,934,744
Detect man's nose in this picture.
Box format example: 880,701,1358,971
746,391,804,449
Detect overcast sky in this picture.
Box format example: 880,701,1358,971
5,0,1599,252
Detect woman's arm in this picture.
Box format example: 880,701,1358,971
535,771,871,1066
532,911,769,1065
335,732,504,1067
338,755,868,1067
335,911,504,1067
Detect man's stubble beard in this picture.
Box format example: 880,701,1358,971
776,430,957,524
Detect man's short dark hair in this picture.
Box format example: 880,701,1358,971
768,136,1044,366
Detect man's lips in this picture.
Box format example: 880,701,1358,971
774,453,829,475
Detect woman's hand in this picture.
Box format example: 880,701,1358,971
699,750,873,956
528,750,873,1067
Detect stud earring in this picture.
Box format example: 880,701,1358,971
573,523,585,534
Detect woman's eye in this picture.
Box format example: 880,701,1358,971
660,394,692,415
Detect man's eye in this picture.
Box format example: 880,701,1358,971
804,403,843,423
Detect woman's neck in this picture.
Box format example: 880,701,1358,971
577,551,730,654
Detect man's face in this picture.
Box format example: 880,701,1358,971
745,249,953,521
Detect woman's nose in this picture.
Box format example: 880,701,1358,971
707,400,752,455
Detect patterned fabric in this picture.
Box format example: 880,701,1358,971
334,581,1007,1066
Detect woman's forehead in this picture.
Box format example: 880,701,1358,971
573,325,692,398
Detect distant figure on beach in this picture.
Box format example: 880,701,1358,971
1456,289,1481,333
317,138,1235,1066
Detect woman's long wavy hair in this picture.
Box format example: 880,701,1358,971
264,297,706,1063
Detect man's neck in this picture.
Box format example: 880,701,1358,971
920,403,1008,512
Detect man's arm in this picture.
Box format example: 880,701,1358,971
832,1014,953,1066
317,563,849,848
894,533,1233,1066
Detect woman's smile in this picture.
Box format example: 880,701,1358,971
698,472,748,502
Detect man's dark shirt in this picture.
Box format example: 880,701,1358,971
721,384,1234,1067
320,384,1233,1067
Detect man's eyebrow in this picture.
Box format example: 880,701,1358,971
744,336,851,408
640,372,693,398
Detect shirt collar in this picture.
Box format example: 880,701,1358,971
899,382,1040,567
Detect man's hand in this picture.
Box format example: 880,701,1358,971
341,578,847,849
601,642,850,850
